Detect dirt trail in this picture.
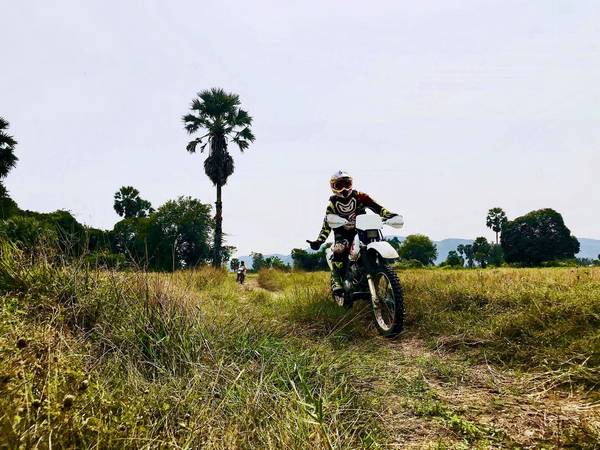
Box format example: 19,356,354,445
381,337,600,448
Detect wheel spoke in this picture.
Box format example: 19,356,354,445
373,273,396,331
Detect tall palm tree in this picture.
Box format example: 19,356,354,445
183,88,255,267
0,117,18,180
486,207,508,244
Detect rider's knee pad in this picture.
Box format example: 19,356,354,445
332,242,347,255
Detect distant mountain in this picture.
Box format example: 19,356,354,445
234,253,293,269
577,238,600,260
235,237,600,268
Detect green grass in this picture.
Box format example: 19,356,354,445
401,268,600,387
1,243,599,448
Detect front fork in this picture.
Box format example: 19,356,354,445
362,249,381,309
366,274,379,309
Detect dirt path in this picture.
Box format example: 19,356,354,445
380,337,600,448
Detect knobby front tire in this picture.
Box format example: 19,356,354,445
371,264,404,337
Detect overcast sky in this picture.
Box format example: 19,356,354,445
2,0,599,256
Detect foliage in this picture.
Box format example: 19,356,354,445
113,186,153,218
221,244,236,264
472,237,491,268
387,236,403,250
250,252,266,272
249,253,289,272
0,117,18,179
1,195,213,271
0,184,19,220
264,255,290,271
152,197,213,270
112,196,213,270
0,215,57,248
457,244,475,268
487,243,504,266
82,249,127,269
395,259,425,269
291,246,330,271
441,250,464,267
501,208,580,265
183,87,255,267
485,207,508,244
397,234,437,266
229,257,240,271
1,209,88,256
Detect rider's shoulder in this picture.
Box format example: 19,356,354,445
355,191,372,202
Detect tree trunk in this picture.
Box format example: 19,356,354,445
496,231,499,245
212,183,223,267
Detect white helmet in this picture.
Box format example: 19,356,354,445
330,170,353,198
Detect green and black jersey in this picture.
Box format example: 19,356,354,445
316,190,395,243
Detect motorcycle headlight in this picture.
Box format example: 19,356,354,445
367,230,379,239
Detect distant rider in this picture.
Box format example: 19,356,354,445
237,261,247,284
307,171,399,294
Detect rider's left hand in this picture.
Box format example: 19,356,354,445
306,240,322,251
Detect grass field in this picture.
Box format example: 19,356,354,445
1,243,599,448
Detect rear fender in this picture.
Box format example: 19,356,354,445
366,241,399,259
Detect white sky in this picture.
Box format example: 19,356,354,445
2,0,599,255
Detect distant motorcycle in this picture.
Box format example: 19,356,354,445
236,268,246,285
325,213,405,337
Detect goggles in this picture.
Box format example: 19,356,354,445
331,178,352,191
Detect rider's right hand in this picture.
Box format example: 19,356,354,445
306,240,322,251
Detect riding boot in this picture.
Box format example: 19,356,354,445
331,261,344,293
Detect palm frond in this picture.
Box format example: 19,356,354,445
196,88,240,117
0,118,18,178
237,127,255,142
186,137,208,154
232,138,250,152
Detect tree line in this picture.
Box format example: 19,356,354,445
390,207,585,268
0,107,594,271
1,182,229,271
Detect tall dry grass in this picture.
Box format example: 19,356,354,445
0,242,382,449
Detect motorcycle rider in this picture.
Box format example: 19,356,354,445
237,261,247,284
307,171,399,294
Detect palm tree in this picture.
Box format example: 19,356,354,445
0,117,18,180
183,88,255,267
486,207,508,244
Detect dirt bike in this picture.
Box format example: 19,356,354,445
325,213,405,337
236,270,246,284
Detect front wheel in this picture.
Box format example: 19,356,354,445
370,264,404,337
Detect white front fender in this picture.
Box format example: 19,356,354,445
367,241,399,259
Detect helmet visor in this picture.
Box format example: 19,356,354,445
332,178,352,191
